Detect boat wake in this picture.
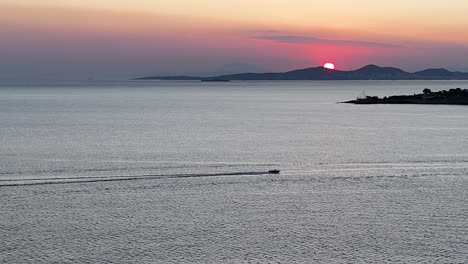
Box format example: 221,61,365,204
0,171,271,187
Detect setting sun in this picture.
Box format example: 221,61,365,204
324,62,335,70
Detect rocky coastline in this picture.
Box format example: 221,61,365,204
342,88,468,105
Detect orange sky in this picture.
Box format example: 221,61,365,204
1,1,468,80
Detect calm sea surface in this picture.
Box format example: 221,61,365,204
1,81,467,263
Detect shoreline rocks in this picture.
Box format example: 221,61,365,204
342,88,468,105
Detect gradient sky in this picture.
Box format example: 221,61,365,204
1,0,468,80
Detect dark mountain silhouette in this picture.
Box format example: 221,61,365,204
133,65,468,80
412,68,468,79
347,65,411,79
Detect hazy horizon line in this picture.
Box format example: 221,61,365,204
136,63,468,78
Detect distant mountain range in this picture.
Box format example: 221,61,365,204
133,65,468,81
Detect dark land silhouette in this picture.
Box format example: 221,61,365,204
342,88,468,105
200,78,230,82
133,64,468,81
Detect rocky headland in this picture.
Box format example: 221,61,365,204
342,88,468,105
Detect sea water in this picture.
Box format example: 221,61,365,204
1,81,467,263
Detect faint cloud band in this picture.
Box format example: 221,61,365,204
253,35,404,48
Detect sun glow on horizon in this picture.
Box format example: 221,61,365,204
1,1,468,80
323,62,335,70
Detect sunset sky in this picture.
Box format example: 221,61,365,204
1,0,468,80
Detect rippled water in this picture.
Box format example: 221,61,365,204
1,81,467,263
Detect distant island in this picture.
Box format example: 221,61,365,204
342,88,468,105
133,64,468,81
200,78,230,82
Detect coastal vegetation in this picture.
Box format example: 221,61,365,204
343,88,468,105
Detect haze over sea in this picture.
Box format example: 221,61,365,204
1,81,467,263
